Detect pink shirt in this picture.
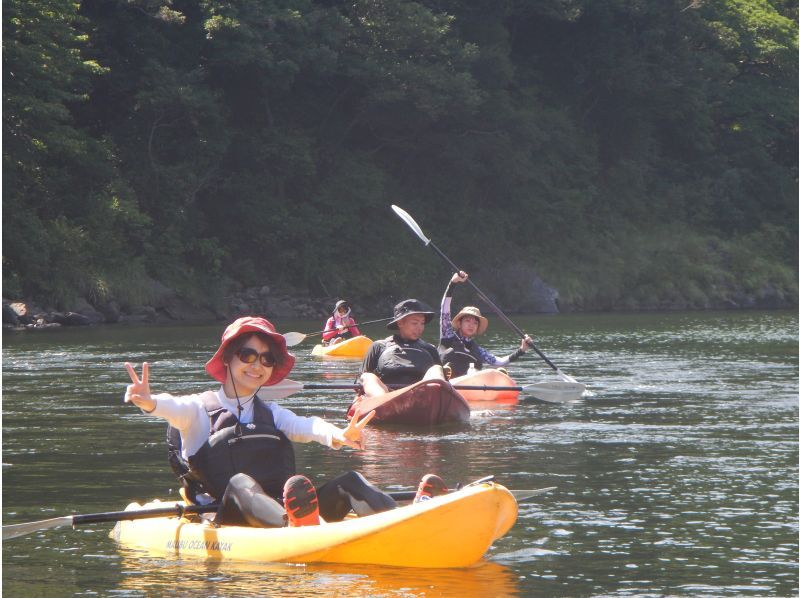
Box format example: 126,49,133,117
322,316,361,341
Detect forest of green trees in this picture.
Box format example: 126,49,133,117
3,0,797,313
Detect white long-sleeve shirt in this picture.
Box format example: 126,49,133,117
150,387,346,460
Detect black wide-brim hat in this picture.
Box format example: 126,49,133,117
387,299,435,329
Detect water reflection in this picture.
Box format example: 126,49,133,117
3,311,797,596
113,551,519,597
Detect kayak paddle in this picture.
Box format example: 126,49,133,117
283,317,393,347
388,486,556,503
259,379,585,403
2,502,219,540
3,486,556,539
391,204,581,386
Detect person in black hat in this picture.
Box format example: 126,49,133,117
357,298,445,396
321,300,362,346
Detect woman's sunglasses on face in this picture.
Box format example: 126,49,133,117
235,347,277,367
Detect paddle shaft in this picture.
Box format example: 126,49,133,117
72,503,219,525
2,503,220,540
303,316,394,339
299,383,524,392
389,486,555,503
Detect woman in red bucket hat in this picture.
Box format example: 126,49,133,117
124,316,399,528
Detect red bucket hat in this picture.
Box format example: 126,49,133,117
204,316,295,386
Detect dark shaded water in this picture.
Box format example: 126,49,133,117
2,311,797,596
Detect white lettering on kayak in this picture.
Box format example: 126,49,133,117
165,539,232,552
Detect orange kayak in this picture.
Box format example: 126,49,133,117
349,378,471,426
450,368,520,404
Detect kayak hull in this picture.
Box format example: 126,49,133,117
351,379,471,426
451,369,520,404
111,482,517,568
311,336,372,359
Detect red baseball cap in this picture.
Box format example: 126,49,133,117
204,316,295,385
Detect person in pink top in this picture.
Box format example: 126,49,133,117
322,300,361,346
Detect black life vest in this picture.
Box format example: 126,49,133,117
438,335,482,377
373,336,439,386
167,391,296,501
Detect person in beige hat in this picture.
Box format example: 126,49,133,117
439,272,532,377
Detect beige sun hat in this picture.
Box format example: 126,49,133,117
451,306,488,335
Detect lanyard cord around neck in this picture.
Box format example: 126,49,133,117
456,331,474,347
229,377,260,429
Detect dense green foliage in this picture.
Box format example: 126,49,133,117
3,0,797,311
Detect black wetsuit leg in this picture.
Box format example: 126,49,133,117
215,473,287,527
316,471,397,522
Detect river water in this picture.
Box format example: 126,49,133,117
2,311,797,596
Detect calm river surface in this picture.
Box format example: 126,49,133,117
2,311,797,596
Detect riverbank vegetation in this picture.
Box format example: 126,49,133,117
3,0,797,312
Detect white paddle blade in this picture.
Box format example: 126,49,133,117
511,487,557,502
256,379,305,401
3,516,74,540
555,369,579,384
282,332,306,347
525,381,586,403
391,205,431,245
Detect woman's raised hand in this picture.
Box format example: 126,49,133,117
337,409,376,450
451,271,468,284
124,362,156,412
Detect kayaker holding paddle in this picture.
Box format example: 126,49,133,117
321,300,361,346
357,299,447,396
440,272,532,377
124,316,400,529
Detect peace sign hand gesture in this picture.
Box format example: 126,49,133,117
124,362,156,413
334,409,376,450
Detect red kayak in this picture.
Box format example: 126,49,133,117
348,379,471,426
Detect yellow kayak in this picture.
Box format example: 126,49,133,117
311,335,373,359
111,481,517,568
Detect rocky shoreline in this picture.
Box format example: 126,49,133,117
2,285,367,331
3,267,793,331
1,267,564,331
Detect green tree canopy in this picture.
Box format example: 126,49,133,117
3,0,796,311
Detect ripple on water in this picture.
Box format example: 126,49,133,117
2,312,797,596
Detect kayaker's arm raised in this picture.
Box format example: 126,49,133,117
440,271,467,341
124,362,155,412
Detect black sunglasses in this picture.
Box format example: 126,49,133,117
235,347,277,367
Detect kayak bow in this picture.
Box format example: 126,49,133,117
310,336,373,359
349,378,471,426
